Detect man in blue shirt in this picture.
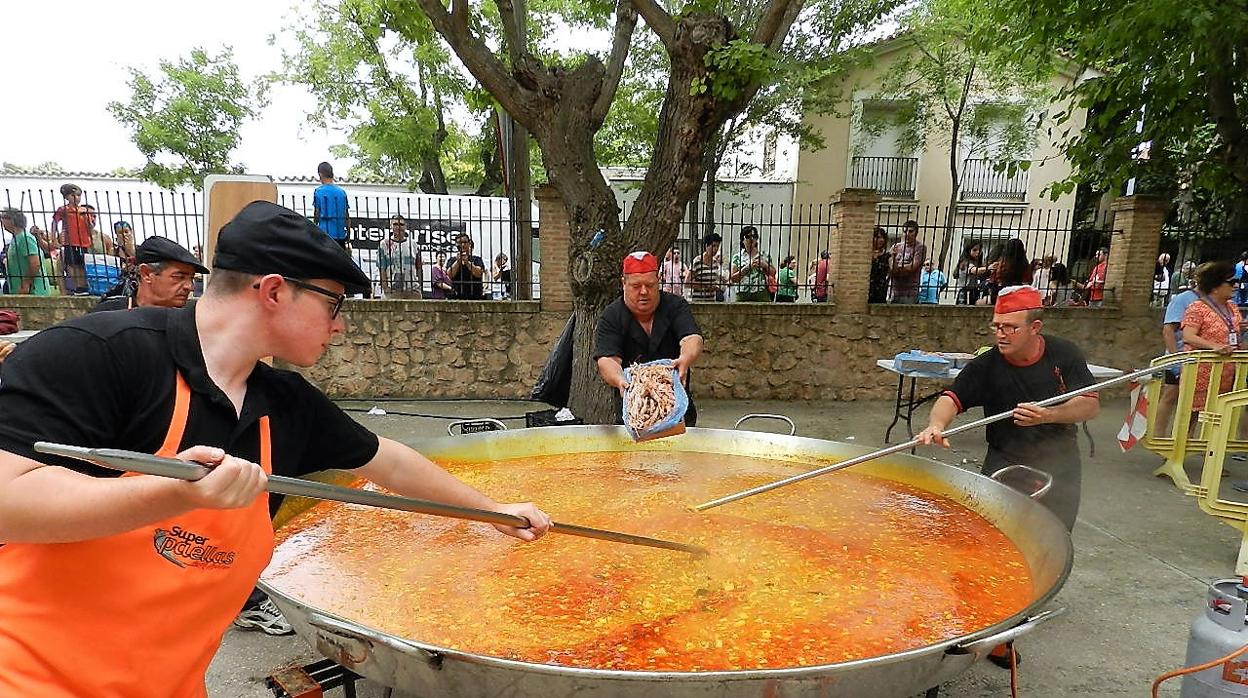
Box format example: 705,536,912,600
312,162,350,250
1154,273,1202,435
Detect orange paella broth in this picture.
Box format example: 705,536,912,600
266,452,1034,672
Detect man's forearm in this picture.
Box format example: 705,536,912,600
354,437,498,512
0,464,194,543
596,356,627,390
678,335,704,366
1162,324,1179,354
926,395,959,431
1046,395,1100,424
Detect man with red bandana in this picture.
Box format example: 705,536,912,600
916,284,1100,531
917,285,1098,671
593,250,705,425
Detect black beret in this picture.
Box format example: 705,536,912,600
136,236,209,274
213,201,370,294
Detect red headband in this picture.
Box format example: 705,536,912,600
994,285,1043,314
622,251,659,275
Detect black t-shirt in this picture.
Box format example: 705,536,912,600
90,295,133,313
451,255,486,299
944,334,1097,459
592,292,702,367
0,305,380,504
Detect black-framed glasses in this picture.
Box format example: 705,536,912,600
253,277,346,318
1225,278,1239,287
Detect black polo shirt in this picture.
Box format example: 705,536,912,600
0,305,379,489
89,295,133,313
592,291,701,367
943,334,1097,459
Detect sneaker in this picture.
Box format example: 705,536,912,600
232,597,294,635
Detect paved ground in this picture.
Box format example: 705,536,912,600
207,396,1239,697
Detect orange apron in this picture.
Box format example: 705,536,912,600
0,373,274,698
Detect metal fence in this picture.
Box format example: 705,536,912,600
621,202,837,303
1,187,205,295
960,160,1028,202
873,205,1118,306
278,193,536,300
1154,223,1247,306
849,157,918,199
0,187,536,300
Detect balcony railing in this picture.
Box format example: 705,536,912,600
849,156,918,199
960,159,1028,202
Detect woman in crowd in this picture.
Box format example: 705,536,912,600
429,251,454,299
661,248,687,297
776,255,799,302
1154,252,1172,303
954,239,988,305
1044,263,1072,305
868,226,890,304
985,238,1031,304
1181,260,1244,412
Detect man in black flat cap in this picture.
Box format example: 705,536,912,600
91,236,210,313
0,201,552,697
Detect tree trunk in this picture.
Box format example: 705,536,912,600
939,117,962,272
703,152,720,238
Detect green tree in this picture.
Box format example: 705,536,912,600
108,48,260,190
273,0,496,194
391,0,892,421
987,0,1248,233
860,0,1055,268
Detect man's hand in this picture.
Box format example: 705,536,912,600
916,425,950,448
0,340,15,364
672,356,690,383
1013,403,1053,427
492,502,552,541
173,445,267,510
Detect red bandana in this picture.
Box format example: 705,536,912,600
622,251,659,275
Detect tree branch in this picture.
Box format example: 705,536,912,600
493,0,525,67
632,0,676,49
411,0,533,122
751,0,804,52
590,0,639,127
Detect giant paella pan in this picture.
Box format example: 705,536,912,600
261,425,1071,697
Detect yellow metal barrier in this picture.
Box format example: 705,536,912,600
1146,351,1248,489
1188,387,1248,574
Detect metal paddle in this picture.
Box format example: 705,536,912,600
33,443,708,557
693,355,1196,512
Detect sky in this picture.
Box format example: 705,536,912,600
4,1,346,178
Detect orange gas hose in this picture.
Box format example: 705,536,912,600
1151,642,1248,698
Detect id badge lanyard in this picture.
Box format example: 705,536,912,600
1202,295,1241,347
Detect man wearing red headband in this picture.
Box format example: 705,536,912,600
594,250,704,424
917,285,1100,531
917,285,1098,669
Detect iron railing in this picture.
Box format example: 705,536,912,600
873,205,1118,306
1153,222,1248,307
620,202,837,303
849,157,918,199
960,159,1028,202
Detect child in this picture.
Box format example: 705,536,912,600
50,183,90,294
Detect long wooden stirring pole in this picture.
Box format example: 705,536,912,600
33,443,707,557
692,356,1195,512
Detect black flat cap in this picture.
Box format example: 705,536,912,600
136,236,209,274
213,201,370,294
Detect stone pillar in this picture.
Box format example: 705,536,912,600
829,188,882,313
1108,195,1166,316
535,185,573,312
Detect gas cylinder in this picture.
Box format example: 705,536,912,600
1182,579,1248,697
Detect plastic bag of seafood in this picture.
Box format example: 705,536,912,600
621,359,689,442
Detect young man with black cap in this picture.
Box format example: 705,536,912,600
0,201,551,697
91,235,210,312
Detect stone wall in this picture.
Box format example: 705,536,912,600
3,295,1160,401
